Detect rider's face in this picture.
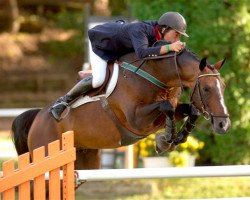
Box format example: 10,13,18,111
163,29,181,42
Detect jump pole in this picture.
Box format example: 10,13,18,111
75,165,250,182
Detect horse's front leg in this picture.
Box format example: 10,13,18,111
135,101,175,134
174,104,200,145
134,100,177,153
154,101,177,154
155,103,199,153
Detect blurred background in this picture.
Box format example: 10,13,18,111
0,0,249,199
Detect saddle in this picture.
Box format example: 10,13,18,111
71,62,119,108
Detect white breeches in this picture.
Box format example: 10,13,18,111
89,41,107,88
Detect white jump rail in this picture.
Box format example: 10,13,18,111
1,165,250,183
75,165,250,181
0,108,31,117
30,165,250,181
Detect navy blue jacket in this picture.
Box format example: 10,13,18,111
88,20,161,61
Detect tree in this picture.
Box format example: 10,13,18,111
9,0,20,33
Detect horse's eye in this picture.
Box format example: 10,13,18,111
203,86,210,92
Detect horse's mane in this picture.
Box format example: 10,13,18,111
153,41,218,71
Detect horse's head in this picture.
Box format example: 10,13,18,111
190,58,231,134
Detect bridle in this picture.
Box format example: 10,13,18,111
172,51,229,121
189,73,230,120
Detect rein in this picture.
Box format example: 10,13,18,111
190,73,229,120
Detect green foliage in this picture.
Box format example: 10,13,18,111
109,0,128,16
130,0,250,164
40,34,83,59
40,10,84,59
48,9,84,31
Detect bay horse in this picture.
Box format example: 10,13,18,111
11,42,231,171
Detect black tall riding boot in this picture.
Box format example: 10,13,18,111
49,76,93,121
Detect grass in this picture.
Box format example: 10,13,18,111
75,178,250,199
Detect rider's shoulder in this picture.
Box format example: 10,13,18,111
126,20,157,31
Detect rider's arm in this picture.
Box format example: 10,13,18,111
160,41,185,54
129,29,184,59
128,29,161,59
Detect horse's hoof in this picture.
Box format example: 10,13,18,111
168,143,176,152
155,144,168,154
155,134,172,154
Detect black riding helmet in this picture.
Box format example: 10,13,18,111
158,12,189,37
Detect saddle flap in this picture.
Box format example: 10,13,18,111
71,63,119,108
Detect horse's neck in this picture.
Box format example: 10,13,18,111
162,53,200,88
119,51,200,89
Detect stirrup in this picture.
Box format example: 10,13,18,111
60,106,71,120
52,101,69,109
49,102,70,122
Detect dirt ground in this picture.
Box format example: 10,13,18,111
75,180,153,199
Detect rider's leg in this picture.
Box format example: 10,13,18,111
89,41,107,88
49,76,93,121
49,43,107,121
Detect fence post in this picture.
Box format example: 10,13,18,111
2,160,15,200
18,153,30,200
33,146,46,200
62,132,75,200
48,140,61,200
0,131,76,200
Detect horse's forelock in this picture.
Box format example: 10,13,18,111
207,64,215,70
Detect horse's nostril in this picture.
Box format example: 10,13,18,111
219,121,224,128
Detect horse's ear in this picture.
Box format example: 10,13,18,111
199,57,207,71
213,58,226,70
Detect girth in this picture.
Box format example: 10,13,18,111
100,97,146,146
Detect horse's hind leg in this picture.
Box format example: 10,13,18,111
74,149,101,189
75,149,101,170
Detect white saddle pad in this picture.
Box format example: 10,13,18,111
71,63,119,108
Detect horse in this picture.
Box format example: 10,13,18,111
11,42,231,172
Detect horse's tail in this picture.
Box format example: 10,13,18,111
11,108,41,155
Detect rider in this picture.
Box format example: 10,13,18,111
49,12,188,121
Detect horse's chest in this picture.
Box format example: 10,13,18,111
156,87,182,108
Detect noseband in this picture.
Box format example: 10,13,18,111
190,73,229,120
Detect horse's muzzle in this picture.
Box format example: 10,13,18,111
212,117,231,134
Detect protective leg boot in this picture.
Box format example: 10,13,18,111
49,76,93,121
